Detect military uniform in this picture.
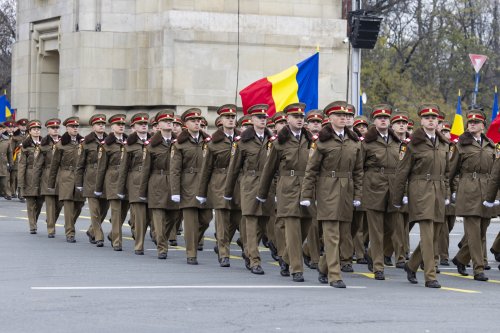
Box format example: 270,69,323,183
95,114,129,251
139,110,180,259
18,120,44,233
450,111,495,281
393,106,450,288
33,119,63,237
198,105,242,267
224,104,275,274
168,115,185,244
10,119,28,199
170,108,213,264
257,103,314,282
75,114,110,246
48,117,85,242
300,102,363,288
361,106,403,279
0,126,13,198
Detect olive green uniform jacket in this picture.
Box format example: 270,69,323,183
198,128,241,210
139,131,178,210
393,128,450,223
95,133,127,200
170,129,211,209
0,134,13,177
34,135,61,196
18,136,41,197
300,124,363,222
224,127,274,216
449,131,496,218
48,132,85,201
257,125,314,218
75,132,107,198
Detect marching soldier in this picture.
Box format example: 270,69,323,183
75,114,109,247
11,118,28,201
197,104,242,267
170,108,213,265
393,105,450,288
139,110,179,259
34,119,63,238
450,110,495,281
18,120,44,234
117,113,151,255
361,105,402,280
300,101,364,288
95,114,129,251
257,103,314,282
48,117,85,243
224,104,274,274
237,115,253,132
0,123,13,199
168,115,184,245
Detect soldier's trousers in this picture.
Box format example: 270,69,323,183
367,210,400,272
87,197,110,242
240,215,248,258
403,213,410,254
109,199,129,248
182,208,212,258
45,195,63,235
407,220,440,282
0,176,11,197
491,232,500,255
318,220,342,282
266,209,276,246
169,213,183,241
351,211,366,260
274,217,286,257
215,208,241,259
62,200,84,238
10,169,17,196
282,217,311,274
130,202,149,252
151,208,179,256
339,221,353,266
245,215,268,267
455,216,490,275
25,196,44,232
438,215,456,261
303,217,321,265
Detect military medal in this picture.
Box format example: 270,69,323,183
496,143,500,159
142,147,147,160
231,142,237,156
34,145,40,159
399,144,407,160
77,144,82,156
98,146,103,160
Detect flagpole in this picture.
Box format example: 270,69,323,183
473,73,479,105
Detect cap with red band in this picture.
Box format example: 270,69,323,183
28,120,42,130
324,101,352,116
247,104,269,116
90,114,107,126
372,104,392,119
353,115,369,127
284,102,306,116
181,108,203,122
306,110,324,122
63,117,80,127
418,104,440,117
109,114,126,125
272,112,287,124
217,104,237,116
173,115,183,125
441,121,451,131
45,118,61,128
466,110,486,124
266,118,275,127
17,118,29,126
239,115,252,127
156,109,175,123
390,111,409,124
130,113,149,126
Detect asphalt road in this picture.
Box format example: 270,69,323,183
0,197,499,333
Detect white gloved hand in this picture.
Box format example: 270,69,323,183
196,196,207,204
300,200,311,207
353,200,361,207
451,192,456,203
402,196,408,205
256,196,266,203
139,196,147,201
223,196,232,201
94,191,102,197
495,200,500,206
275,196,277,203
76,187,83,192
171,195,180,203
445,199,450,206
483,200,494,208
117,193,125,199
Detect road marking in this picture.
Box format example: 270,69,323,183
440,272,500,284
353,272,375,279
31,285,367,290
441,287,481,294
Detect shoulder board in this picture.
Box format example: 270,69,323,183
144,140,150,145
204,137,212,143
359,136,364,141
100,140,105,145
80,138,85,143
269,135,277,142
233,136,241,142
172,138,177,143
404,138,411,144
312,134,319,141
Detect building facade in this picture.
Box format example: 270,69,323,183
12,0,349,127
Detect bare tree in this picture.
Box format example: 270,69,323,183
0,0,15,95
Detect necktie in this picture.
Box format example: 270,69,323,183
258,136,263,142
166,139,171,145
339,133,344,141
194,137,198,144
295,134,300,141
228,135,233,143
430,137,435,146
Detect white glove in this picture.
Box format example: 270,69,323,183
256,196,266,203
300,200,311,207
495,200,500,206
171,195,180,203
353,200,361,207
445,199,450,206
483,200,494,208
117,193,125,199
451,192,456,203
139,196,147,201
196,196,207,204
94,191,102,197
402,196,408,205
76,187,83,192
275,196,277,203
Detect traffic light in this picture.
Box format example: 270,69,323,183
349,10,383,49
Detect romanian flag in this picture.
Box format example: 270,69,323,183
0,94,12,122
450,90,464,140
239,52,319,116
486,86,500,143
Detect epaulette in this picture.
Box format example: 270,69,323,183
144,140,150,146
269,135,277,142
80,138,85,143
233,136,241,142
204,137,212,143
172,138,177,143
100,140,105,145
359,136,364,141
312,134,319,141
404,138,411,144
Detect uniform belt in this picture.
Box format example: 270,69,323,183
245,170,261,177
461,172,489,180
366,167,396,174
152,169,166,175
319,171,352,179
410,174,445,181
279,169,305,176
213,168,228,174
182,167,199,174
